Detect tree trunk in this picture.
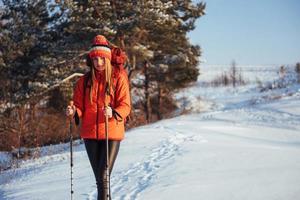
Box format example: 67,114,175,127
144,61,151,123
157,86,162,120
17,105,25,167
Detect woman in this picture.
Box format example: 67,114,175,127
66,35,131,200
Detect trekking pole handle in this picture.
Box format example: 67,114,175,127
67,101,76,120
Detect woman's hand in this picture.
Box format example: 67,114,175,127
104,106,113,118
66,101,76,118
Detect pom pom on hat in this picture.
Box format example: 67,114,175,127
93,35,109,46
89,35,111,60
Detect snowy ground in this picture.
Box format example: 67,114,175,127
1,65,300,200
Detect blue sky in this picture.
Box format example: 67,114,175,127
189,0,300,65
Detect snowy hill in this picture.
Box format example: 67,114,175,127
1,65,300,200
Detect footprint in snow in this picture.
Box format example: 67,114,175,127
86,125,207,200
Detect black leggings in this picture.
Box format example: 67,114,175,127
84,139,120,200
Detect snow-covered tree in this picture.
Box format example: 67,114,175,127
0,0,74,105
0,0,78,152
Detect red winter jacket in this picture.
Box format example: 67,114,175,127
73,68,131,140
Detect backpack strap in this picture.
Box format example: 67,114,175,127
83,72,90,110
111,106,123,122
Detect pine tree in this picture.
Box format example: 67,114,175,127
0,0,71,105
0,0,75,152
139,0,205,119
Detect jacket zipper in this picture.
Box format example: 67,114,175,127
96,81,100,139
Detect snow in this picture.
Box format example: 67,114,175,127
1,65,300,200
0,152,12,171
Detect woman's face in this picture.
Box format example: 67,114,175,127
92,57,105,71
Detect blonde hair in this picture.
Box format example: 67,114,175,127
89,57,113,105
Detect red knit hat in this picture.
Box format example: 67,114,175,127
89,35,111,60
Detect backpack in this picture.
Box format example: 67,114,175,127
111,47,127,67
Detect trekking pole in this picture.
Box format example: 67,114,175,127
104,84,110,200
69,101,74,200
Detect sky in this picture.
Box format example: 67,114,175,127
189,0,300,65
